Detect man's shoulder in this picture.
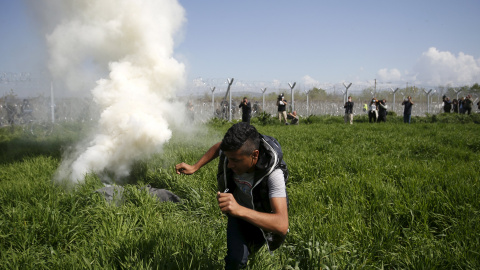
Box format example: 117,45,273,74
258,134,284,163
260,134,281,147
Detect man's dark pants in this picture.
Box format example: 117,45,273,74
225,215,265,269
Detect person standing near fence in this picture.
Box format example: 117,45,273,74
378,99,388,123
453,99,459,113
464,95,473,115
368,99,378,123
277,94,288,124
402,96,414,124
6,103,16,126
238,97,252,124
443,96,452,113
344,96,354,124
459,97,465,114
186,101,194,122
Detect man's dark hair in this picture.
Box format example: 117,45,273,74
220,122,260,155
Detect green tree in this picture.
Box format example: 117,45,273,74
309,87,327,100
470,83,480,94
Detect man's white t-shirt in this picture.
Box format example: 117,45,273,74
232,168,286,209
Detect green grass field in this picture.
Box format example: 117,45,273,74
1,117,479,269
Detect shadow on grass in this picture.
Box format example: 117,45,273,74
0,136,66,165
0,122,88,166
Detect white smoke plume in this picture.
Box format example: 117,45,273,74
32,0,187,183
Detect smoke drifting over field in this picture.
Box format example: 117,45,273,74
31,0,188,183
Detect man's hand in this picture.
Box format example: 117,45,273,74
217,192,289,236
217,192,243,216
175,163,196,175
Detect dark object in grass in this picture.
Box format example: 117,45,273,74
95,184,181,205
140,185,181,203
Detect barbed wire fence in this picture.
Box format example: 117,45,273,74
0,71,101,129
1,72,478,128
184,78,480,122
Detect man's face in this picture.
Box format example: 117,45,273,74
224,147,258,175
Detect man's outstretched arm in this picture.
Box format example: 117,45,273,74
175,142,221,175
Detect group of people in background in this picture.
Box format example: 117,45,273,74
365,98,389,123
239,94,298,126
0,98,33,127
237,93,478,127
359,96,414,124
442,94,477,115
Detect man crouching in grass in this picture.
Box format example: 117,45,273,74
175,122,289,269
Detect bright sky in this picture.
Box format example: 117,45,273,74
1,0,480,96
